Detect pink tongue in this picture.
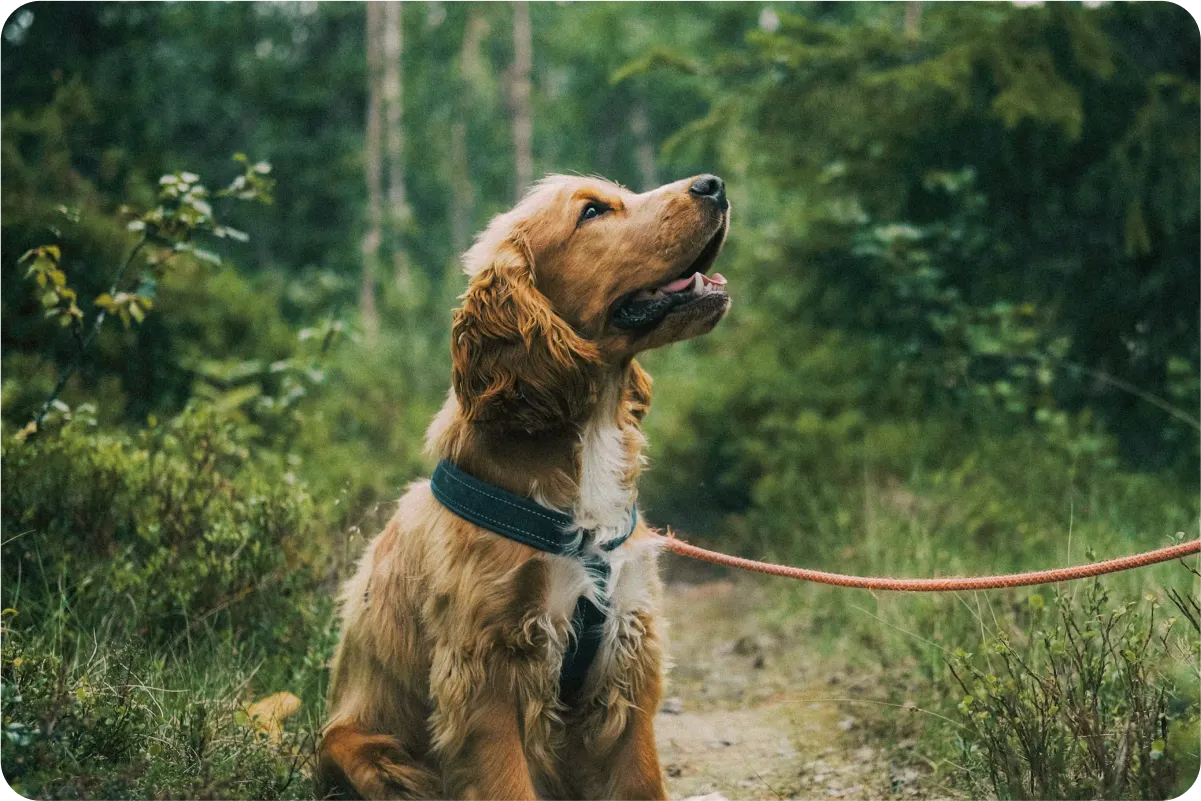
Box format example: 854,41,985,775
661,275,695,293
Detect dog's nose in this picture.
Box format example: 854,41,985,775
689,174,727,209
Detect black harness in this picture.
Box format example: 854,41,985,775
429,460,636,704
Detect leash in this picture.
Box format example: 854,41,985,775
653,532,1201,592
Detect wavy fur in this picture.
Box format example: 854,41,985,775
319,173,729,800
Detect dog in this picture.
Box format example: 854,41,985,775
318,173,731,800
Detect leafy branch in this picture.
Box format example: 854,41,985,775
15,156,274,440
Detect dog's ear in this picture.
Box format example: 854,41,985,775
622,358,653,423
451,237,600,433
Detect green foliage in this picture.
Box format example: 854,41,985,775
949,582,1197,799
0,407,336,798
1,634,319,800
2,405,324,640
635,1,1199,474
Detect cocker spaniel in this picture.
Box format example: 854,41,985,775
318,173,731,800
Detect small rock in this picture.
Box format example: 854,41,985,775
666,764,684,778
838,717,856,732
732,634,759,655
660,696,684,715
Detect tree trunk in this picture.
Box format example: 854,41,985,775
360,1,383,339
508,0,533,200
383,0,411,292
450,121,474,257
630,102,657,191
451,7,486,257
904,1,922,39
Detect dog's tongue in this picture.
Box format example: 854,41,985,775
661,275,695,293
661,272,728,293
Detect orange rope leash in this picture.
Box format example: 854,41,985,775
654,533,1201,592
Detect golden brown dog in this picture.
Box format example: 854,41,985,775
318,173,731,800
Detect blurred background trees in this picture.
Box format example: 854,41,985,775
1,3,1197,798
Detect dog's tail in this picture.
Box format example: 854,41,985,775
317,724,441,800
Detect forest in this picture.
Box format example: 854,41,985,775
1,2,1198,799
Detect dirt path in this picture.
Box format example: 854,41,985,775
655,578,928,801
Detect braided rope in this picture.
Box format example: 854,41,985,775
654,533,1200,592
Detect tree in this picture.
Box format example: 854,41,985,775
450,7,487,256
383,1,411,292
360,1,384,339
508,1,533,200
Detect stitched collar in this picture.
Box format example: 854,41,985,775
430,458,637,704
430,459,637,556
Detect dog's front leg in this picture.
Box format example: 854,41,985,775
430,651,540,801
603,698,668,801
446,692,537,799
569,611,668,800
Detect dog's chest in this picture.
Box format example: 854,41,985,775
571,406,642,545
541,409,655,680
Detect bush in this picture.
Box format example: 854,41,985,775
0,406,337,798
949,578,1200,800
2,405,325,642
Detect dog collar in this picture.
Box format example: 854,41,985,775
430,459,636,556
430,459,637,704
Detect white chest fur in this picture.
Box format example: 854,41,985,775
539,386,658,693
572,385,643,550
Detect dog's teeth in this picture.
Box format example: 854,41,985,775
692,272,704,293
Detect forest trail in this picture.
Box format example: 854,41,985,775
655,576,933,801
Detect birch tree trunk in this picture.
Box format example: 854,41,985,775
449,121,473,258
451,8,487,256
630,102,657,191
382,0,411,292
360,1,383,340
904,1,922,39
509,0,533,200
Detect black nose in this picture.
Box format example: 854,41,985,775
689,174,727,208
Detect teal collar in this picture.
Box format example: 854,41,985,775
429,459,637,703
430,459,636,556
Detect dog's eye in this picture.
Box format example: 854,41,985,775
579,202,608,224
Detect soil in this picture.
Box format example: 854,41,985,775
655,575,938,801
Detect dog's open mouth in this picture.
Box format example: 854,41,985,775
611,227,728,330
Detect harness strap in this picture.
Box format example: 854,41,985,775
429,460,637,704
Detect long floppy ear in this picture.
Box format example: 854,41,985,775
621,358,653,423
451,238,601,433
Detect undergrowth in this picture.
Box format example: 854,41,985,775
1,408,338,799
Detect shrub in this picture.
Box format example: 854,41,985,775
1,404,326,647
949,577,1200,799
0,406,336,798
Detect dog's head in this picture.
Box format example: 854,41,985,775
452,174,731,433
